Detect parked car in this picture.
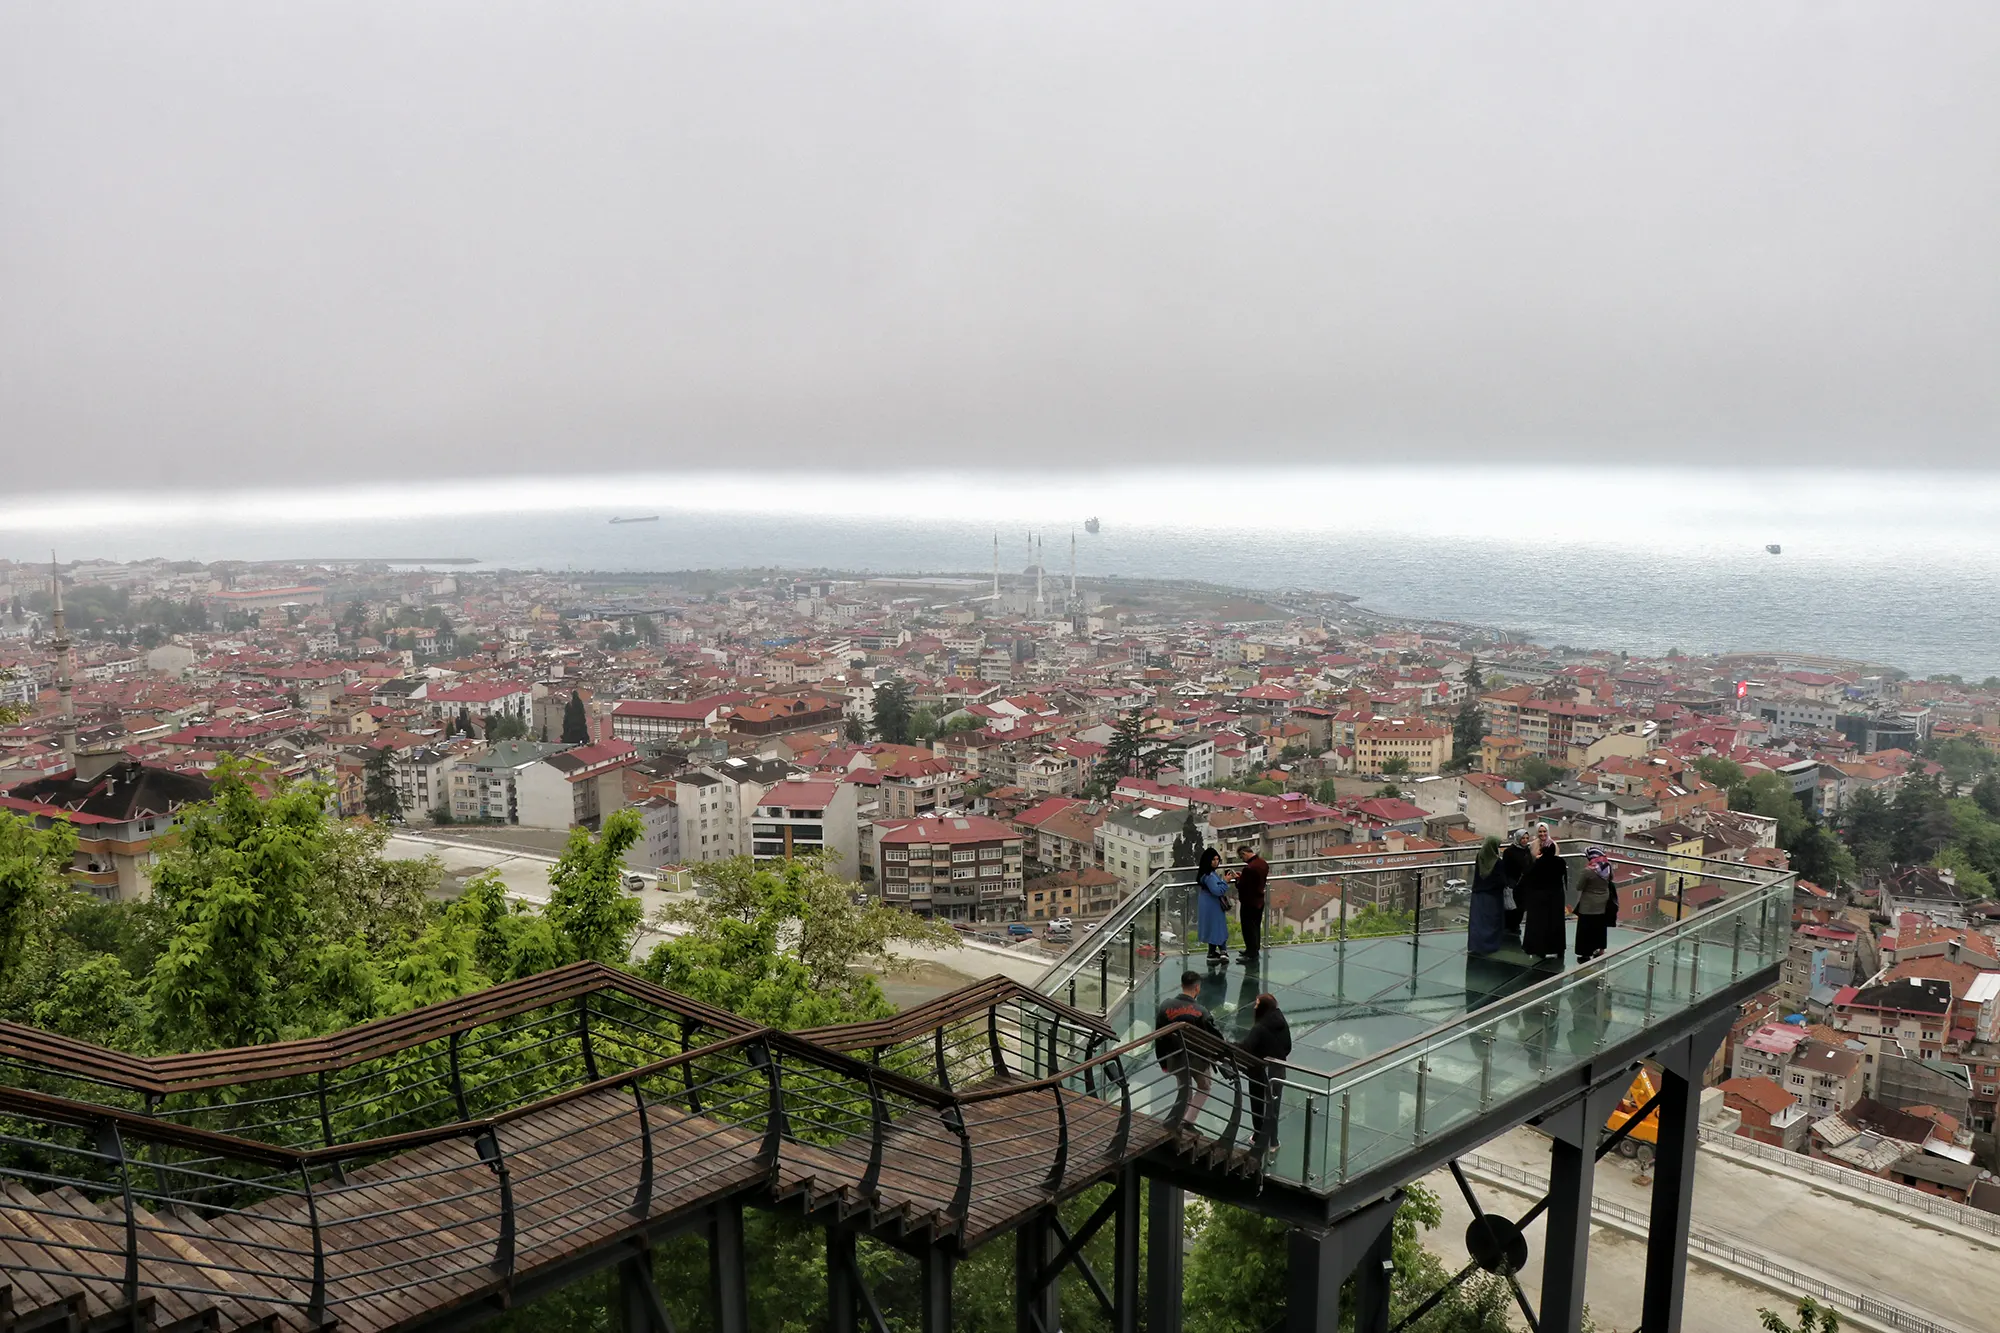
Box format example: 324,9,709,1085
1047,917,1073,932
1007,923,1035,938
623,874,646,892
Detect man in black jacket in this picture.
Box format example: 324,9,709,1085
1233,845,1269,964
1154,970,1223,1128
1238,993,1292,1155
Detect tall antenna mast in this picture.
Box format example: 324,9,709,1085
49,552,75,769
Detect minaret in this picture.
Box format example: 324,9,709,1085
1036,537,1045,614
991,533,1000,604
49,554,76,769
1069,532,1078,607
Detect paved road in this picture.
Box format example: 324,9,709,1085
1451,1125,2000,1331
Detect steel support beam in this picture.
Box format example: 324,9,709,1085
827,1228,858,1333
1539,1135,1594,1333
617,1254,677,1333
709,1201,749,1333
1146,1179,1184,1333
1354,1218,1395,1333
1016,1211,1059,1333
1641,1017,1729,1333
1113,1166,1141,1333
1285,1193,1401,1333
919,1244,955,1333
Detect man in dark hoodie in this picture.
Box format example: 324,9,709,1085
1154,969,1224,1127
1238,992,1293,1155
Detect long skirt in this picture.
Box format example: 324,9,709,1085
1574,911,1612,961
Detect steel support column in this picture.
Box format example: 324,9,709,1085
1639,1068,1701,1333
1113,1166,1141,1333
709,1201,749,1333
1539,1135,1594,1333
828,1227,858,1333
1354,1219,1395,1333
919,1244,955,1333
1535,1077,1625,1333
1641,1017,1728,1333
1016,1211,1059,1333
1146,1179,1185,1333
617,1254,677,1333
1286,1193,1401,1333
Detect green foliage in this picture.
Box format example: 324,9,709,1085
649,856,957,1025
33,954,143,1048
1837,787,1895,873
1315,779,1343,803
909,704,940,742
842,713,867,743
546,809,646,965
1694,755,1747,789
1450,698,1484,770
362,747,401,822
486,706,530,742
1518,757,1567,791
1172,806,1206,869
0,813,73,978
941,712,984,734
1759,1296,1841,1333
873,681,915,745
1932,844,1993,897
1382,756,1412,777
1376,783,1403,799
561,691,592,744
1096,710,1161,792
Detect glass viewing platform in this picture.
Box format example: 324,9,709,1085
1036,842,1793,1195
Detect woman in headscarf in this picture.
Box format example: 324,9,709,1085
1467,836,1508,956
1573,846,1619,962
1500,827,1534,943
1519,822,1569,963
1194,846,1232,964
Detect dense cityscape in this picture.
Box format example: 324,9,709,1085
5,551,1998,1200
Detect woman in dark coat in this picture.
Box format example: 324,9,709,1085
1466,836,1508,957
1519,822,1569,962
1500,828,1534,942
1238,993,1292,1154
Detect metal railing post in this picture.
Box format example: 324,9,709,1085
577,994,600,1081
97,1122,139,1327
1731,915,1744,979
1045,1085,1070,1193
298,1161,328,1325
1301,1091,1318,1184
861,1070,886,1195
448,1030,470,1119
1478,1031,1494,1110
1413,1058,1428,1145
476,1128,516,1284
1099,948,1111,1015
1337,1091,1351,1184
631,1079,654,1217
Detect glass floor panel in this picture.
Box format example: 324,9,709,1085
1106,922,1645,1074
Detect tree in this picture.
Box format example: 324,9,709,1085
1973,769,2000,820
1376,783,1403,799
562,691,592,744
842,714,867,744
1518,757,1567,791
1450,698,1485,770
487,705,530,741
1382,756,1412,777
0,814,74,984
646,856,957,1029
1314,779,1342,803
363,748,402,823
1171,806,1205,869
633,615,658,646
1838,787,1896,873
1693,755,1747,789
545,809,646,966
1759,1296,1840,1333
873,682,914,745
941,713,984,734
457,705,477,740
909,705,940,743
1464,656,1484,692
1891,766,1954,865
1095,710,1155,793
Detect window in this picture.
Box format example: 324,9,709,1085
884,849,908,863
979,845,1002,860
952,849,976,864
952,866,975,880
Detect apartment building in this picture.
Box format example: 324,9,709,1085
448,740,568,825
514,739,640,830
877,754,965,820
876,814,1026,923
0,755,213,901
1407,772,1528,841
610,697,733,741
1095,804,1182,896
750,777,861,878
1014,797,1109,875
390,744,464,819
1353,716,1451,776
674,756,798,864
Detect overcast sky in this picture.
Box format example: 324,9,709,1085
4,3,1998,491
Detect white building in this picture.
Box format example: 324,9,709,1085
674,755,799,863
750,777,862,879
1095,804,1183,896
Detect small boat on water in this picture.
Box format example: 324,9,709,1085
1084,517,1100,533
609,515,661,525
1766,543,1782,554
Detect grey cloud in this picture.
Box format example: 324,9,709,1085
3,2,1998,488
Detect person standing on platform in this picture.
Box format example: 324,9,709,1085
1195,847,1232,965
1573,846,1619,962
1154,969,1223,1127
1238,992,1293,1155
1500,827,1534,944
1467,836,1508,956
1233,844,1269,965
1520,822,1569,964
